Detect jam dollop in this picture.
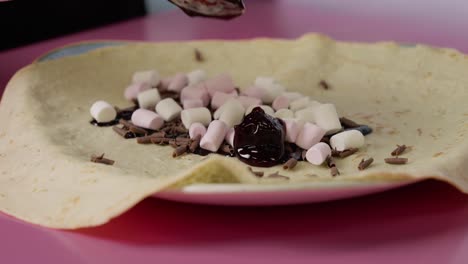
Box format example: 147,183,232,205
234,107,286,167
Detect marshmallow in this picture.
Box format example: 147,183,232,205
237,95,261,109
314,104,342,135
295,122,326,149
189,122,207,139
274,109,295,119
137,89,161,110
187,69,207,86
294,107,316,123
124,82,151,101
254,76,286,103
155,98,183,121
90,100,117,123
246,105,274,116
205,74,236,97
200,120,229,152
225,128,235,146
272,95,290,111
219,99,245,127
132,70,160,87
181,107,212,128
167,73,188,93
282,119,302,143
330,130,365,151
306,142,332,165
183,99,204,109
131,109,164,130
158,76,173,91
214,98,244,119
289,97,310,112
283,92,303,101
241,85,265,100
211,91,238,110
181,84,210,107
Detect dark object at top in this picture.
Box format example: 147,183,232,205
234,107,286,167
168,0,245,19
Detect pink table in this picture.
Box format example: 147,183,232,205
1,2,468,263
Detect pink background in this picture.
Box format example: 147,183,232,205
1,1,468,263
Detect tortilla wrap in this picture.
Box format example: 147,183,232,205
0,34,467,229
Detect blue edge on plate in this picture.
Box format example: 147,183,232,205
38,41,416,62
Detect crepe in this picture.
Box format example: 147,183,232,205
0,34,467,229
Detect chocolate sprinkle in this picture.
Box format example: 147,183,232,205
319,80,330,90
283,158,298,170
119,119,147,136
247,167,264,177
330,167,340,177
90,153,115,165
333,148,359,158
266,171,289,180
173,145,188,157
339,117,360,128
391,145,407,156
384,157,408,165
112,126,135,139
195,49,204,62
189,135,201,153
358,158,374,170
326,156,340,176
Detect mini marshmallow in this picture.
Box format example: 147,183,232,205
132,70,160,87
187,69,207,86
167,73,188,93
282,119,302,143
158,76,173,91
200,120,229,152
189,122,207,139
237,95,261,109
181,107,212,128
272,95,290,111
306,142,332,165
205,74,236,97
137,89,161,110
254,76,286,103
155,98,183,121
289,97,310,112
295,122,326,150
214,98,244,119
294,107,316,123
225,128,235,146
314,103,342,135
181,84,210,106
90,100,117,123
219,99,245,127
183,99,204,109
274,109,294,119
330,130,365,151
283,92,303,101
211,91,238,110
246,105,274,116
124,82,151,101
131,109,164,130
308,100,322,108
241,85,265,100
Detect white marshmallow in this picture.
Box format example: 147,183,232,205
90,100,117,123
167,73,188,93
189,122,207,139
330,130,365,151
183,99,204,109
132,70,160,87
131,109,164,130
124,82,151,101
155,98,182,121
274,109,295,119
237,95,261,109
282,119,301,143
283,92,302,101
314,103,342,135
295,122,326,150
272,95,290,111
219,99,245,128
200,120,229,152
181,107,212,129
245,105,274,116
225,128,235,146
254,76,286,103
211,91,238,110
137,89,161,110
294,107,316,123
306,142,332,165
187,69,207,86
289,97,310,111
213,98,244,119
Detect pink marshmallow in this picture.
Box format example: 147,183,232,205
225,128,235,146
200,120,229,152
189,122,207,139
211,91,238,110
167,73,188,93
282,119,301,143
183,99,204,109
306,142,332,165
204,74,236,97
131,109,164,130
237,96,261,109
272,95,290,111
158,77,173,91
124,82,151,101
295,122,326,150
181,84,210,106
241,85,265,100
